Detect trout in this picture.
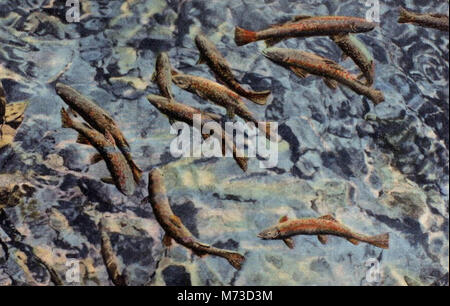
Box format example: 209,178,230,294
151,52,175,103
147,94,248,172
262,48,385,104
330,33,375,86
0,81,6,139
258,215,389,249
55,83,142,183
99,221,128,286
195,33,271,105
172,73,277,141
60,108,136,196
148,168,246,270
398,7,449,32
235,15,376,47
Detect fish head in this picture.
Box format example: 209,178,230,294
261,47,287,64
172,75,191,90
257,226,281,240
147,94,170,108
156,52,170,66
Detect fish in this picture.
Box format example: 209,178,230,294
262,48,385,104
151,52,175,103
147,168,246,270
60,108,136,196
99,221,128,286
195,33,271,105
398,7,449,32
258,215,389,249
330,33,375,86
0,81,6,139
235,15,377,47
172,73,277,141
55,83,142,183
147,94,248,172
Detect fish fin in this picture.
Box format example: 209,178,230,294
76,133,91,145
170,69,180,76
356,72,364,80
283,238,295,249
225,252,246,270
226,107,235,119
194,89,209,100
245,90,271,105
279,215,289,223
319,215,337,222
131,162,143,184
323,78,338,90
67,107,79,118
264,37,284,47
341,53,349,61
169,215,183,228
347,238,360,245
318,235,328,245
168,117,176,125
104,131,116,146
429,13,448,19
193,249,208,257
101,177,115,185
235,26,257,46
89,153,103,164
203,111,222,122
162,234,172,247
368,233,389,249
150,71,156,83
196,54,207,65
398,7,414,24
289,66,309,78
60,108,73,129
235,156,248,172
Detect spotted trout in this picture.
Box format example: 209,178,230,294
398,7,449,32
55,83,142,183
258,215,389,249
0,81,6,139
151,52,175,103
148,168,246,270
262,48,385,104
195,34,271,105
60,108,136,196
147,94,248,172
330,33,375,86
235,15,377,47
172,73,278,141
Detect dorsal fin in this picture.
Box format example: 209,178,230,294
319,215,337,222
279,215,289,223
291,15,313,22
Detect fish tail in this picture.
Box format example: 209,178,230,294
398,7,414,23
235,26,257,46
225,252,246,270
368,233,389,249
245,90,271,105
60,108,73,128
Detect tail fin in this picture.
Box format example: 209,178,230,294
226,252,246,270
398,7,414,24
245,90,271,105
368,233,389,249
60,108,73,128
235,26,257,46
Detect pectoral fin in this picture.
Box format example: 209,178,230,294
347,238,360,245
323,78,338,90
151,71,156,83
196,54,207,65
89,153,103,164
318,235,328,244
283,238,295,249
265,37,284,47
162,234,172,247
226,107,235,119
292,15,313,21
290,66,309,78
279,215,289,223
101,177,115,185
76,134,91,145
